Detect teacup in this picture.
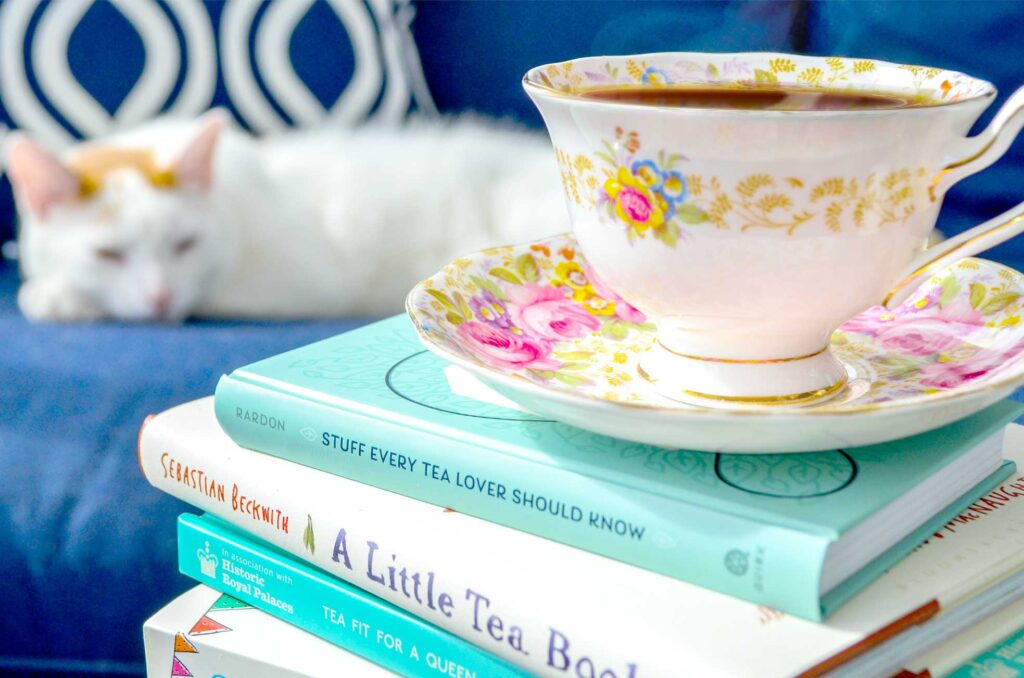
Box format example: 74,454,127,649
525,52,1024,407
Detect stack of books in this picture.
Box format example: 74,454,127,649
141,316,1024,677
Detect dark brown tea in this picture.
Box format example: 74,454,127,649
577,85,937,111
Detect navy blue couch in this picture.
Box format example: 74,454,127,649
2,2,1023,674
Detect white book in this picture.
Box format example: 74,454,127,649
143,584,393,677
139,398,1024,677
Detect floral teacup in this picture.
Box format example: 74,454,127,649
525,52,1024,407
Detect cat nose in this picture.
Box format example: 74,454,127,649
149,291,173,315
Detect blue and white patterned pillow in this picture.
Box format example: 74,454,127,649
0,0,435,144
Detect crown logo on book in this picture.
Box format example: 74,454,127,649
197,541,219,579
724,549,749,576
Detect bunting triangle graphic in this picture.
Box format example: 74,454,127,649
171,656,193,677
209,594,252,612
189,615,230,635
174,633,198,653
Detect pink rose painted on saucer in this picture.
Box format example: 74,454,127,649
835,264,1024,399
506,284,601,342
415,240,653,386
918,355,993,390
875,317,963,356
456,321,560,371
918,341,1024,390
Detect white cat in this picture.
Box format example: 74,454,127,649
6,112,566,321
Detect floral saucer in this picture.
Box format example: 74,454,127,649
406,234,1024,453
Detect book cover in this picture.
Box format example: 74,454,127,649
214,315,1020,620
177,513,524,678
139,400,1024,678
946,622,1024,678
143,584,391,678
896,597,1024,677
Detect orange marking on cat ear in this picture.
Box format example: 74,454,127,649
5,134,83,217
558,246,575,260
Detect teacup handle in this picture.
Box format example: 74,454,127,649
884,85,1024,308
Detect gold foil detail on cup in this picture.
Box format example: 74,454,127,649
656,342,830,364
680,376,848,405
638,364,848,406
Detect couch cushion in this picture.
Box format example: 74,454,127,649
0,261,368,671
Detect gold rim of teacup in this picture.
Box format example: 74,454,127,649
636,364,849,406
523,52,997,115
655,341,830,365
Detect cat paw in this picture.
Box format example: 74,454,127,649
18,279,106,322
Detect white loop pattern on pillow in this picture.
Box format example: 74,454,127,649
33,0,182,136
0,0,434,146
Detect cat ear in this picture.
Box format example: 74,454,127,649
172,112,226,190
5,134,81,217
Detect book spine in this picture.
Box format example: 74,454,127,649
178,513,525,678
215,374,828,619
140,405,746,677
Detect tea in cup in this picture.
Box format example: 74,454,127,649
525,52,1024,407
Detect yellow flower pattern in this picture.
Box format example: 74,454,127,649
555,136,928,236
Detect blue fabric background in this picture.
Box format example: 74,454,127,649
1,1,1023,674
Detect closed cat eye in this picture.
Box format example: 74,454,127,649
95,247,125,263
175,236,198,255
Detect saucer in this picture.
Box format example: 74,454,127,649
406,234,1024,452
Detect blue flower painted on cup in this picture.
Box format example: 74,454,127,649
641,66,672,86
630,159,664,191
660,170,688,204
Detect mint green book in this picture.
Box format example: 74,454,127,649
214,315,1020,621
178,513,525,677
948,623,1024,677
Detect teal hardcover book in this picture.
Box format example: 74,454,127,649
214,315,1020,621
178,513,525,677
948,623,1024,677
